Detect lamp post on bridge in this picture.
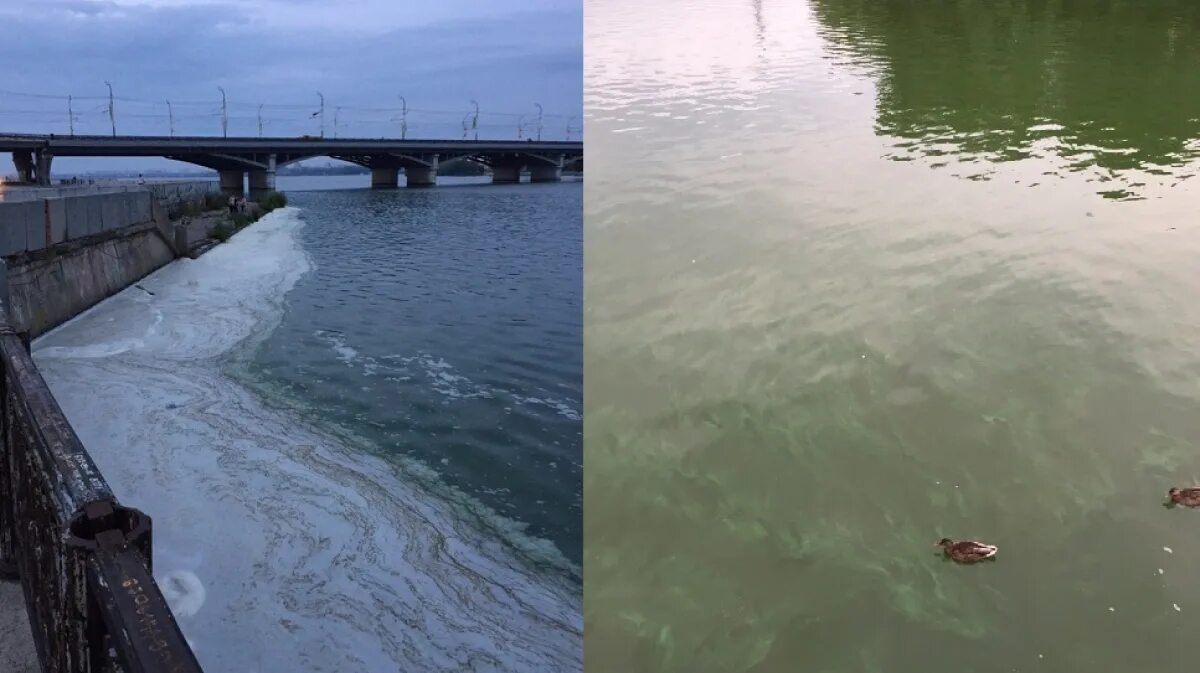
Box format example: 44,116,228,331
334,106,341,139
258,104,263,137
313,92,325,138
470,99,479,141
167,99,174,138
67,95,75,137
218,86,228,138
517,115,526,140
104,81,115,137
398,95,407,140
566,116,576,141
534,103,543,141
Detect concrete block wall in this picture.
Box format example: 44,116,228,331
64,197,90,240
0,190,169,255
0,201,37,256
46,199,66,245
146,181,219,215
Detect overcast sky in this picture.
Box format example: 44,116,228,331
0,0,582,173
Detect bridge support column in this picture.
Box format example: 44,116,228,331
404,165,437,188
11,150,34,184
219,170,244,196
34,150,53,186
248,167,276,202
529,163,562,183
491,163,522,184
247,171,275,200
371,167,399,189
248,154,277,201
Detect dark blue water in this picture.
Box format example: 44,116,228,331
244,179,582,570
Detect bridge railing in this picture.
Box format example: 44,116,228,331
0,304,202,673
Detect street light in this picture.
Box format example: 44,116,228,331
469,99,479,141
334,106,341,138
218,86,228,138
258,104,263,138
566,115,576,141
104,81,115,137
534,103,543,141
398,95,407,140
313,92,325,138
167,99,174,138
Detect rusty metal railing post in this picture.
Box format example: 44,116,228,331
67,502,200,673
0,296,203,673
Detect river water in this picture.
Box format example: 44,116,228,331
586,1,1200,671
33,176,582,671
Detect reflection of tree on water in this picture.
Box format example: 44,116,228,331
811,0,1200,198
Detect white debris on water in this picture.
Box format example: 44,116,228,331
33,208,582,673
1164,546,1174,554
323,347,582,420
1174,603,1182,612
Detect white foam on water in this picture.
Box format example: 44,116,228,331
511,396,582,422
34,208,582,673
368,351,581,419
314,330,359,366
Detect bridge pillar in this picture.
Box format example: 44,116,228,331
11,150,34,184
371,167,399,189
248,171,275,200
34,150,53,186
404,165,437,188
219,170,244,196
248,161,277,200
529,162,562,183
491,163,522,184
248,154,277,201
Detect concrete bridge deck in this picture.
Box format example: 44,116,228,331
0,134,584,195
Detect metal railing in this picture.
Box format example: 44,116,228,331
0,303,202,673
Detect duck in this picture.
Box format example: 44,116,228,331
1167,487,1200,507
938,538,998,564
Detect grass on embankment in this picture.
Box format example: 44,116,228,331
208,191,287,242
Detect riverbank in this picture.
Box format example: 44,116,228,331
33,207,582,672
174,191,286,258
0,180,224,670
0,181,222,336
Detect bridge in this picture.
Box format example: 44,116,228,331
0,134,584,197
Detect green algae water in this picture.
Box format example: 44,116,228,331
585,1,1200,671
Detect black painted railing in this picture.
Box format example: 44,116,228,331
0,305,202,673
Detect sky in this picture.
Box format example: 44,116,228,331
0,0,582,173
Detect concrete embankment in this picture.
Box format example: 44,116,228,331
0,181,223,670
0,181,219,337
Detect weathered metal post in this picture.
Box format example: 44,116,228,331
0,294,204,672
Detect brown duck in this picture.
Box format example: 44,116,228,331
1167,487,1200,507
938,538,998,564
